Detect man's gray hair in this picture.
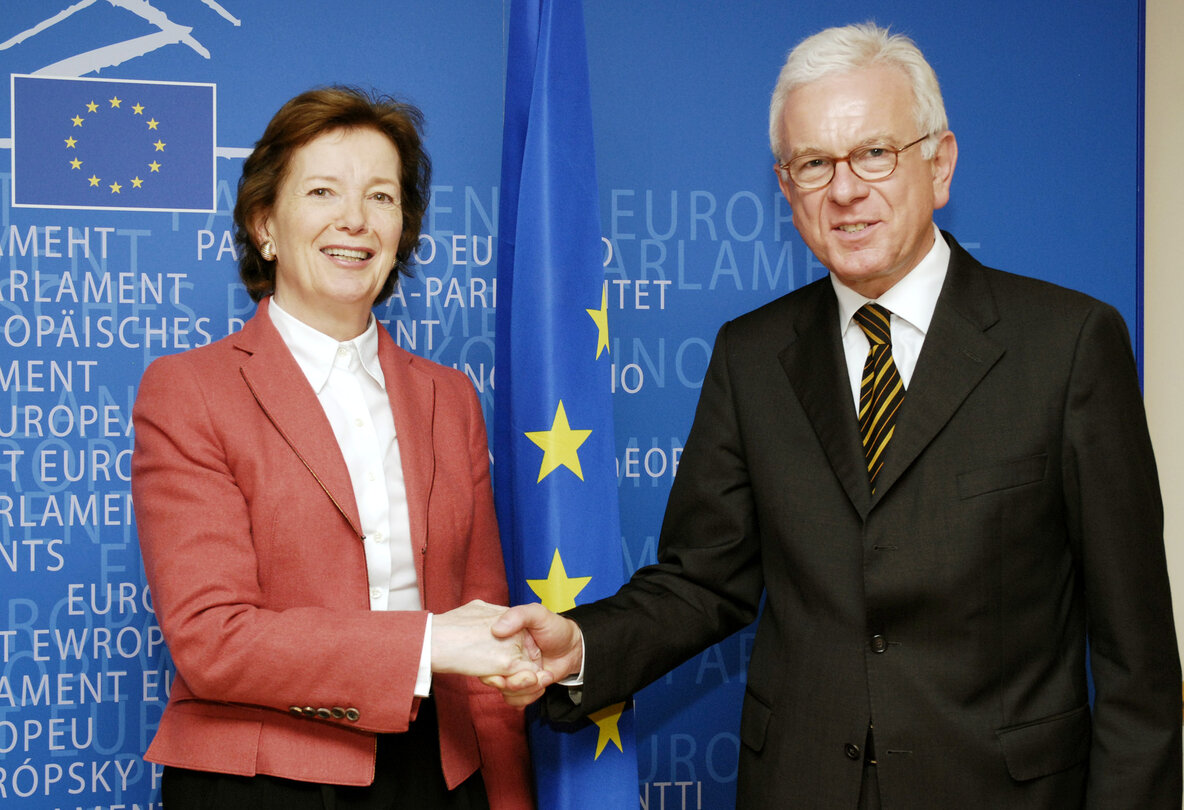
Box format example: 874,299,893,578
769,22,948,162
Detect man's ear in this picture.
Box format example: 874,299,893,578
776,165,794,221
930,130,958,210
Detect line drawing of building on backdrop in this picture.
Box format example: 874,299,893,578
0,0,240,77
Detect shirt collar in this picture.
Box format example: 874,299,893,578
268,297,385,393
831,224,950,337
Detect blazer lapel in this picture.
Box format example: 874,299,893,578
236,299,364,538
870,236,1004,500
779,282,872,517
376,330,436,595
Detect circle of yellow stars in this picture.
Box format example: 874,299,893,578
64,93,165,194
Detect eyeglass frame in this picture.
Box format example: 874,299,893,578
775,133,932,190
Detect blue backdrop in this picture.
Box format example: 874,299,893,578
0,2,1140,808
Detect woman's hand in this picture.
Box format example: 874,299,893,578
430,600,543,679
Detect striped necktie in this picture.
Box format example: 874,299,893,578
854,304,904,491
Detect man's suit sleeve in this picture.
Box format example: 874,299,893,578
1062,303,1182,808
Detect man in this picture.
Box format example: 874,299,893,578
491,23,1181,808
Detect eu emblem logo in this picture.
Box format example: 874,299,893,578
11,75,216,212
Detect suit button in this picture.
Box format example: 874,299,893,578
845,743,862,760
345,708,361,722
303,706,316,716
870,634,887,654
316,708,332,720
289,706,304,716
331,707,346,719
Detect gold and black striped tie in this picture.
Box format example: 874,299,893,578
854,304,904,491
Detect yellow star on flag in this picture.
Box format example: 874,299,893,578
109,181,122,194
71,115,83,127
148,161,161,173
86,101,98,113
132,103,145,115
108,96,121,108
153,139,166,151
527,549,591,612
131,176,144,188
585,281,610,359
88,175,101,187
525,400,592,482
69,158,82,170
588,702,627,759
64,136,77,148
147,118,159,130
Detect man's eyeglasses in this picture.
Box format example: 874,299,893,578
776,134,931,190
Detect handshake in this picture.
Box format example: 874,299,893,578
430,600,583,707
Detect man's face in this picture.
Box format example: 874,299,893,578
776,65,957,298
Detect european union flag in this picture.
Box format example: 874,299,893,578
494,0,640,807
11,74,215,212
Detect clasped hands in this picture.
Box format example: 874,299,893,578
431,600,581,707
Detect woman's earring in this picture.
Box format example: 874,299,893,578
260,241,276,261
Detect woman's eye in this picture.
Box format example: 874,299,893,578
309,187,331,197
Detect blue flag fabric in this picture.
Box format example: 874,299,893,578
494,0,640,807
12,75,215,211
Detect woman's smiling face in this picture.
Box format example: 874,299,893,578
258,126,403,339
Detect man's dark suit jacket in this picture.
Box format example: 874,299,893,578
551,234,1181,808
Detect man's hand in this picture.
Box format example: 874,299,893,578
431,599,542,679
481,603,584,707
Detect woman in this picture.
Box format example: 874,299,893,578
132,87,534,809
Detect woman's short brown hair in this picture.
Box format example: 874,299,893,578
233,86,431,303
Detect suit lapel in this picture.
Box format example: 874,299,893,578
870,237,1004,500
779,282,872,517
236,299,364,538
376,329,436,594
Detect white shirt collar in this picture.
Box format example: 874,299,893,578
831,224,950,337
268,297,385,393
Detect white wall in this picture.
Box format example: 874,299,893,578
1144,0,1184,704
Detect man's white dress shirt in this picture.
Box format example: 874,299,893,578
830,225,950,407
